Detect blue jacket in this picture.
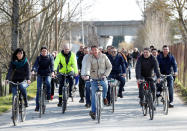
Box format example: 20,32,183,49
157,52,177,75
32,54,54,76
108,53,126,75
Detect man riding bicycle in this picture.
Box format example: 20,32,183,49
107,47,126,99
157,45,177,108
32,46,55,111
83,45,112,120
136,48,161,106
54,44,78,107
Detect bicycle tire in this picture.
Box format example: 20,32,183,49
20,96,26,122
62,87,67,114
96,93,101,123
39,89,42,118
148,93,154,120
163,87,169,115
12,95,19,126
112,87,115,113
42,87,46,114
142,94,148,116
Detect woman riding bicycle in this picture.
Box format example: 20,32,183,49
6,48,31,107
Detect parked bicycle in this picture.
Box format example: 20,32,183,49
7,81,28,126
139,80,154,120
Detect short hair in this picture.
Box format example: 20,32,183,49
163,45,168,49
84,46,88,50
151,48,157,52
150,45,154,49
40,46,47,51
144,48,150,52
91,45,98,49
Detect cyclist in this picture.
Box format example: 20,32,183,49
136,48,161,106
132,48,140,67
151,48,158,57
6,48,31,107
157,45,178,108
54,44,78,107
107,47,126,100
32,46,55,111
84,45,112,119
81,48,92,108
126,50,133,79
77,47,89,103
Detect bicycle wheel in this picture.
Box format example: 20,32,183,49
162,87,169,115
96,93,101,123
39,90,42,118
20,96,26,122
12,95,19,126
111,87,115,113
62,87,67,114
148,93,154,120
142,94,148,116
42,87,46,114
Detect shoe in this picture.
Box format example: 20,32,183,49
169,102,174,108
24,99,29,107
57,102,62,107
47,95,51,100
156,91,161,97
51,95,54,100
104,98,108,105
118,92,123,98
85,103,91,108
35,107,39,112
79,98,84,103
89,111,96,120
69,94,72,97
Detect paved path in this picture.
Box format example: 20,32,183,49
0,69,187,131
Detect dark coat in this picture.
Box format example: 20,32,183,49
6,57,30,82
157,52,177,75
108,53,126,75
136,54,161,79
32,54,54,76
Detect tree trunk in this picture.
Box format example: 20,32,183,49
11,0,19,52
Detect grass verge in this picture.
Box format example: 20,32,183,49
0,81,37,115
174,79,187,104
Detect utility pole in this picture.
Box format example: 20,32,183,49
80,0,84,45
55,0,58,51
11,0,19,52
68,2,72,46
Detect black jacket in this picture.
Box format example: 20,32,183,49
32,54,54,76
135,54,161,79
6,57,30,82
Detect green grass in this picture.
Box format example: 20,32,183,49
0,81,37,115
175,79,187,103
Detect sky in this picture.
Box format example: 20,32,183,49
83,0,143,21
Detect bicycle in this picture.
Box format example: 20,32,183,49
108,78,119,113
57,72,74,114
156,74,171,115
94,79,103,124
39,76,48,118
139,80,154,120
7,81,28,126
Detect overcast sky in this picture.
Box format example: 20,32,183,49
83,0,143,21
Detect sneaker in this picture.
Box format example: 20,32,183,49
169,102,174,108
35,107,39,112
51,95,54,100
89,111,96,120
79,98,84,103
57,102,62,107
118,92,123,98
104,98,108,105
85,103,91,108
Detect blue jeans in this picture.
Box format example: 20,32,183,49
12,82,29,99
85,81,91,104
91,80,108,113
167,76,174,103
36,76,51,108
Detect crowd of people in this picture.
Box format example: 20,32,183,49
6,44,177,120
